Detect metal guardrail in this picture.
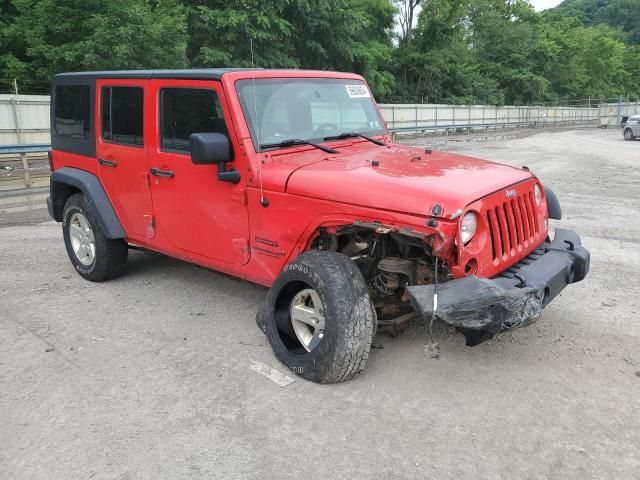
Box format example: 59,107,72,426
387,119,596,138
0,143,51,189
0,143,51,154
389,122,534,132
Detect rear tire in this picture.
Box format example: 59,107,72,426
62,193,128,282
624,128,635,141
257,251,376,383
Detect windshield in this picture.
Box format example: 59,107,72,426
236,78,385,151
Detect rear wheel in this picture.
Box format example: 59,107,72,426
257,251,376,383
62,193,128,282
624,128,635,141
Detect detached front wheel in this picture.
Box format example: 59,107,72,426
258,251,376,383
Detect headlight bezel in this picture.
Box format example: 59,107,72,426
534,184,542,205
460,212,478,245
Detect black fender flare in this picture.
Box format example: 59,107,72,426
48,167,125,239
544,186,562,220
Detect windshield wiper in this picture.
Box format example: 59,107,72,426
323,132,386,146
260,139,338,154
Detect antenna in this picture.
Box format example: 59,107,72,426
251,39,268,207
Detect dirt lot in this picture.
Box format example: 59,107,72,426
1,129,639,479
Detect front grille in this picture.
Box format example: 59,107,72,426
486,190,540,261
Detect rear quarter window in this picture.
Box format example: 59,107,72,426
54,85,90,139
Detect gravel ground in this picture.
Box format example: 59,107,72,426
1,129,639,480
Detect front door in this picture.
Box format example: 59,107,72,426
148,80,250,265
96,79,154,240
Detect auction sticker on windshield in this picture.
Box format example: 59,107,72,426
345,84,371,98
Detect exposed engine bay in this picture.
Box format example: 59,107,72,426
311,221,589,347
312,223,449,335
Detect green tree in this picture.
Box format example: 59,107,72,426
388,0,637,104
1,0,32,89
186,0,297,68
391,0,547,104
284,0,396,97
1,0,188,90
551,0,640,44
185,0,397,97
396,0,485,103
537,16,630,100
469,0,550,104
1,0,638,103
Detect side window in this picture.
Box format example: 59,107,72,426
160,88,228,153
55,85,90,139
101,87,144,146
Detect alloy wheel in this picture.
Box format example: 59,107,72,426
69,212,96,266
290,288,326,352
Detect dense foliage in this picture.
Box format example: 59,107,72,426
550,0,640,43
392,0,640,103
0,0,638,103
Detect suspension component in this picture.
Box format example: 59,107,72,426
370,271,400,297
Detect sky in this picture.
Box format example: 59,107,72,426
530,0,563,11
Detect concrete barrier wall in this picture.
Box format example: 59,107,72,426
597,102,640,127
378,103,599,129
0,94,50,145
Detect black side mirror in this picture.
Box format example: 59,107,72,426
189,132,240,184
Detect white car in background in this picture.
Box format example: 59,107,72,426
624,115,640,141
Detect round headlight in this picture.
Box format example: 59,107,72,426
460,212,477,245
534,184,542,205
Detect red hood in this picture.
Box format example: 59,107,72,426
283,143,534,218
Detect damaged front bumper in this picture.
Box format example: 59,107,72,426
407,229,590,346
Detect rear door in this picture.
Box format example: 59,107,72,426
147,80,250,265
96,79,154,240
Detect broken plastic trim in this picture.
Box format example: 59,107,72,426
407,276,543,346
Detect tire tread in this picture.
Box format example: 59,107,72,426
63,193,127,282
261,250,376,384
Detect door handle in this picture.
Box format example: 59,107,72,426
150,168,175,178
98,158,117,167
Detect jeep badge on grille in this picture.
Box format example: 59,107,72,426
505,189,517,198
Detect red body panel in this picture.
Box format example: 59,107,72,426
284,143,533,217
95,78,154,241
51,69,549,287
455,178,547,278
145,79,250,266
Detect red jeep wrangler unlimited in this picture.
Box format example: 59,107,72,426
48,69,589,383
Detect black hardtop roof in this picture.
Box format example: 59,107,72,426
52,68,261,82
